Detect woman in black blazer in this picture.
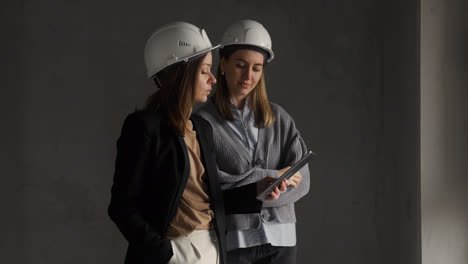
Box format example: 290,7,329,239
108,22,288,264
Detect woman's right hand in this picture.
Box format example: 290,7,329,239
256,176,289,201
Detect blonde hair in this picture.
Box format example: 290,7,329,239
212,49,275,127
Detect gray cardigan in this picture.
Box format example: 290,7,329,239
195,99,310,232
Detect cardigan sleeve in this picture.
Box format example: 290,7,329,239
196,101,311,208
108,113,170,252
262,105,311,208
217,166,279,190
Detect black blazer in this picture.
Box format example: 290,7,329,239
108,110,261,264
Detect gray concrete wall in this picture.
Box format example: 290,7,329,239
376,2,421,263
421,0,468,263
2,0,420,263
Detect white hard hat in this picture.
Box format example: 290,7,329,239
144,22,220,78
220,20,274,63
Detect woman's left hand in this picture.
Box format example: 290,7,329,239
287,172,302,189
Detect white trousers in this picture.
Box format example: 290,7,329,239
168,230,220,264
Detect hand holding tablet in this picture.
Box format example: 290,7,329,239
256,150,316,201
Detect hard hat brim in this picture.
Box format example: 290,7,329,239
221,43,274,63
148,44,221,78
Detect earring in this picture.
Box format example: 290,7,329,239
221,71,225,75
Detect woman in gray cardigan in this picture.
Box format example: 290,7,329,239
195,20,310,264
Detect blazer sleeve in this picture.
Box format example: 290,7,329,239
108,113,169,251
221,174,263,215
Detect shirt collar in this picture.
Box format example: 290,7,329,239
229,97,251,113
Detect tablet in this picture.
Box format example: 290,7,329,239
256,150,316,201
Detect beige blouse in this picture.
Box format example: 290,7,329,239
166,120,214,238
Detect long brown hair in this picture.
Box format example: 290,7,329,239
144,54,206,136
212,46,275,128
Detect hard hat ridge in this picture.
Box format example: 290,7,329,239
144,21,220,78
